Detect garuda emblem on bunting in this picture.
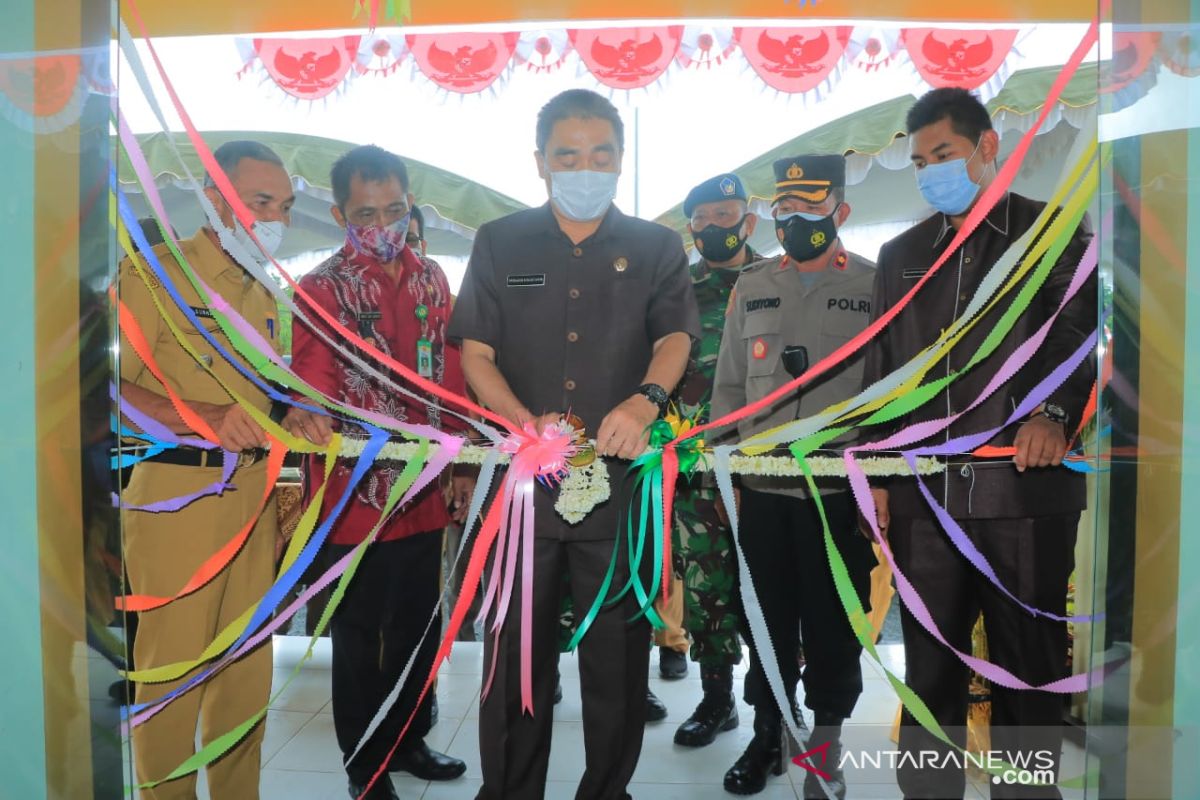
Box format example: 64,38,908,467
736,27,852,94
254,36,361,100
902,28,1019,90
407,32,519,93
571,27,683,90
0,54,88,133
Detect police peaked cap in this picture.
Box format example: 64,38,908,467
772,154,846,204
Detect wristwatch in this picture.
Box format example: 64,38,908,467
635,383,670,416
1040,403,1069,428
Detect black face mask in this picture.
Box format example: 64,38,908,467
692,217,748,264
775,207,839,262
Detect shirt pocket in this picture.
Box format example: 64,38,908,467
818,292,871,358
742,311,783,380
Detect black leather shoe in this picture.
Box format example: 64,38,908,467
659,647,689,680
801,712,847,800
675,666,738,747
387,739,466,781
723,711,784,795
645,688,668,722
347,774,399,799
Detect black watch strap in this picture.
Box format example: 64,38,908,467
635,383,669,416
1041,403,1069,428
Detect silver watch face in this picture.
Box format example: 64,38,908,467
1043,404,1068,423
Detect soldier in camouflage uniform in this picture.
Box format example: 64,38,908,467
671,173,763,748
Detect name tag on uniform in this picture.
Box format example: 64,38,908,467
188,305,215,319
745,297,781,313
355,310,383,339
902,268,928,280
507,274,546,288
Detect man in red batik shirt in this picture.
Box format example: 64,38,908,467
285,145,471,800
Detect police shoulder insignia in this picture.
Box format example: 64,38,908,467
725,287,737,316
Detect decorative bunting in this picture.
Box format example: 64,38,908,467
735,26,853,94
570,26,683,90
676,26,737,69
356,33,409,76
902,28,1020,91
254,36,361,101
514,30,572,73
407,31,519,94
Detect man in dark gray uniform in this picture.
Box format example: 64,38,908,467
711,154,876,799
862,87,1094,800
448,88,700,800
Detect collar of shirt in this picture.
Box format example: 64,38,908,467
533,201,625,246
931,191,1012,250
778,243,848,274
195,227,252,283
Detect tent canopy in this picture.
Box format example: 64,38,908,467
118,130,528,259
655,61,1099,252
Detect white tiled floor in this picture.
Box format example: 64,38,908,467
237,636,909,800
182,636,1085,799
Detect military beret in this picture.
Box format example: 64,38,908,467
772,154,846,205
684,173,748,218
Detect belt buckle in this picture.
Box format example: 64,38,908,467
237,450,258,468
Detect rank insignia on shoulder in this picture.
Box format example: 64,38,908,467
752,338,768,359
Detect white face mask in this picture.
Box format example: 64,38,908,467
549,169,619,222
231,218,286,266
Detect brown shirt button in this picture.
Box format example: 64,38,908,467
567,331,579,342
565,379,577,391
568,287,581,299
572,247,583,257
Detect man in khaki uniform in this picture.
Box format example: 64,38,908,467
119,140,295,799
711,154,876,798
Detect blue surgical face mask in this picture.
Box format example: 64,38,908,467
916,141,983,216
549,169,619,222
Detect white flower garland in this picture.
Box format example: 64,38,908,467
339,437,941,475
334,437,941,524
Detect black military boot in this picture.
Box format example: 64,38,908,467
675,665,738,747
801,711,847,800
723,709,785,795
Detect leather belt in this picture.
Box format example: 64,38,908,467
140,447,268,469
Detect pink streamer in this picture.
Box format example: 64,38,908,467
479,422,578,715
